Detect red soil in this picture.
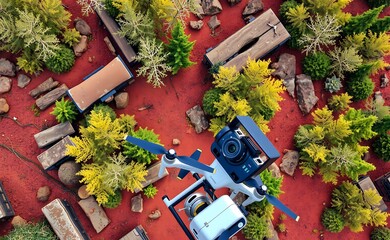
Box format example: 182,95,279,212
0,0,389,239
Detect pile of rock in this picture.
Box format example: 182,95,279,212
73,18,92,57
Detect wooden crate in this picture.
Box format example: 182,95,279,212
0,181,14,221
119,225,150,240
37,136,75,170
204,9,290,72
34,121,75,148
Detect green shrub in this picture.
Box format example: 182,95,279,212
105,0,120,18
45,45,75,73
279,0,299,23
321,207,345,233
3,221,57,240
242,214,272,240
62,28,81,47
345,76,374,101
286,25,303,49
367,0,390,8
372,116,390,135
372,134,390,162
202,88,223,117
143,184,158,199
324,75,342,93
370,227,390,240
277,223,287,233
86,104,117,124
102,190,122,208
51,97,78,123
328,93,352,111
303,52,332,80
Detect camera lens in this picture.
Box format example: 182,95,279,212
222,138,246,164
227,143,237,153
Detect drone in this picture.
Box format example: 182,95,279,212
124,116,299,240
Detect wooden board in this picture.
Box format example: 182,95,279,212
375,172,390,202
0,182,14,221
357,176,388,212
78,197,110,233
204,9,290,72
119,225,150,240
36,84,69,110
34,121,75,148
29,77,59,98
134,161,168,193
37,136,75,170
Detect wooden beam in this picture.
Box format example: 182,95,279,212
36,84,68,110
34,121,75,149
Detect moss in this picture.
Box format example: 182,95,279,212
321,207,345,233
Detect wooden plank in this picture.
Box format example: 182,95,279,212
37,136,75,170
78,197,110,233
134,161,168,193
119,225,150,240
29,77,59,98
36,84,68,110
34,121,75,148
0,182,14,221
357,176,388,212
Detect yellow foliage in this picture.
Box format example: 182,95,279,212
124,161,148,192
363,31,390,59
251,114,270,133
287,4,310,32
243,58,274,85
151,0,176,23
212,66,240,93
250,77,285,113
303,143,330,162
342,32,366,50
312,106,334,128
66,136,94,163
113,0,138,13
215,92,235,117
77,163,109,204
327,114,352,142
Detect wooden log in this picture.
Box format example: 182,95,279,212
0,181,15,221
29,77,59,98
78,197,110,233
134,161,168,193
37,136,75,170
119,225,150,240
36,84,68,110
34,121,75,148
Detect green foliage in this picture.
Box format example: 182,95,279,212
367,0,390,7
16,51,44,75
51,97,78,123
45,45,75,73
328,93,352,111
105,0,121,18
370,227,390,240
143,184,158,198
123,127,161,165
324,75,342,93
302,52,332,80
286,4,310,33
329,47,363,79
372,116,390,135
150,0,193,31
102,189,122,208
345,76,374,102
362,31,390,59
212,66,241,93
372,134,390,162
242,213,272,240
3,221,57,240
202,88,223,117
285,25,303,49
342,6,384,36
62,28,81,47
344,108,377,142
277,223,287,233
321,207,345,233
369,16,390,34
279,0,299,23
304,0,352,24
88,104,117,122
118,114,138,134
166,22,195,75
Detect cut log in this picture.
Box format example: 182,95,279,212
36,84,68,110
134,161,168,193
34,121,75,148
78,197,110,233
37,136,75,170
29,77,59,98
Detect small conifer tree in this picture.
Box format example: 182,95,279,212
342,6,384,36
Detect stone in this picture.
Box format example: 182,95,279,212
0,76,12,94
73,35,88,57
172,138,181,145
380,73,389,88
228,0,241,5
374,91,385,106
0,58,16,77
190,20,204,30
115,92,129,109
131,194,143,213
78,197,110,233
242,0,264,16
271,53,296,98
268,162,281,178
265,219,279,240
193,0,205,19
280,150,299,176
29,77,59,98
186,105,209,133
0,98,9,114
74,18,92,35
11,216,27,227
36,186,51,202
202,0,223,16
58,161,82,186
17,74,31,88
207,15,221,31
296,74,318,115
148,210,161,220
78,185,90,199
104,37,116,56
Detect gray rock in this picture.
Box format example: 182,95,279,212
280,150,299,176
207,15,221,31
228,0,241,5
193,0,205,19
29,77,59,98
380,73,389,88
202,0,223,15
115,92,129,109
190,20,204,30
0,98,9,114
74,18,92,36
0,77,12,94
148,210,161,220
271,53,296,98
73,35,88,57
296,74,318,115
242,0,263,16
268,162,281,178
131,194,143,213
37,186,51,202
186,105,209,133
17,74,31,88
0,58,16,77
172,138,181,145
58,161,82,186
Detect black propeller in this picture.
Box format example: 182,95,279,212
177,149,202,180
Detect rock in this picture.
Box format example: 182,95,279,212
115,92,129,109
186,105,209,133
296,74,318,115
0,98,9,114
78,197,110,233
228,0,241,5
58,161,82,186
271,53,296,98
193,0,205,19
73,35,88,57
0,77,12,94
242,0,263,16
380,73,389,88
374,91,385,106
74,18,92,36
148,210,161,220
17,74,31,88
280,150,299,176
190,20,204,30
268,162,281,178
131,194,143,213
88,56,95,63
202,0,223,15
172,138,181,145
78,185,90,199
265,219,279,240
29,77,59,98
36,186,51,202
104,37,116,56
0,58,16,77
231,191,247,206
11,216,27,227
207,15,221,31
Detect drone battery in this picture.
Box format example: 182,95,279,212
190,195,246,240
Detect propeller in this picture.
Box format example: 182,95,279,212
177,149,202,180
124,135,215,177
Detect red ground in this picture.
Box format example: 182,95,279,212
0,0,389,239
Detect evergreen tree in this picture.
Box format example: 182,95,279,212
166,22,195,75
342,6,384,36
369,16,390,34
